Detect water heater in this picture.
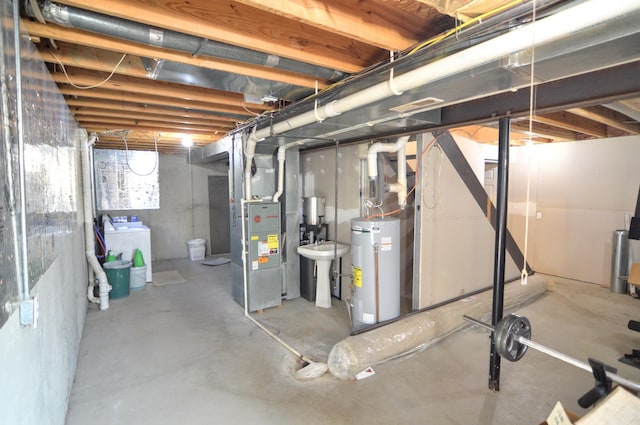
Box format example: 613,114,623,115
350,217,400,330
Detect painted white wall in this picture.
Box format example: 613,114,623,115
101,154,227,260
418,135,520,309
509,135,640,285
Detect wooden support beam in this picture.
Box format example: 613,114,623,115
77,116,228,133
96,130,219,143
37,43,148,79
511,121,579,142
79,121,223,136
51,68,249,106
59,87,254,117
65,98,241,122
532,111,608,138
25,21,327,89
52,0,375,72
567,105,640,135
232,0,420,50
72,109,235,129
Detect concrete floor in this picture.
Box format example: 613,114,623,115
65,258,640,425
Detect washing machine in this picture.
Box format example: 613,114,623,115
104,222,152,282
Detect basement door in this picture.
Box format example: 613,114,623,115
208,175,230,254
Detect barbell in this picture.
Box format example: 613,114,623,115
463,314,640,392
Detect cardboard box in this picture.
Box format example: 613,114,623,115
628,263,640,287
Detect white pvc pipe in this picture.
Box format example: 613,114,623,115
81,132,110,310
243,130,257,200
272,140,304,202
367,136,410,207
248,0,637,143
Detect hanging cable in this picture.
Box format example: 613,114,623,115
521,0,538,286
50,51,127,90
365,133,443,219
123,132,159,176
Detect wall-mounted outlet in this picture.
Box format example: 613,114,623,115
19,296,39,328
536,211,542,220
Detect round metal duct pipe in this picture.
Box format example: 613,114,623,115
25,0,346,82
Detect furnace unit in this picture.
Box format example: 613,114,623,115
232,202,282,312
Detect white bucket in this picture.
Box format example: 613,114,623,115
187,238,206,261
130,265,147,290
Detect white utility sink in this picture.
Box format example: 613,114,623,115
297,242,350,309
297,241,349,261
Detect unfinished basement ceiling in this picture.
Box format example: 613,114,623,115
21,0,640,153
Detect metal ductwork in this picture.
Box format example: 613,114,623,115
25,0,347,85
240,0,640,155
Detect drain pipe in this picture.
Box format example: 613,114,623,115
243,130,257,200
248,0,637,143
367,136,410,208
25,0,345,82
272,141,304,202
81,132,110,310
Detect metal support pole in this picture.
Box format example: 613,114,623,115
489,117,511,391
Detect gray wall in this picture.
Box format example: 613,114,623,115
100,154,228,260
300,144,363,300
0,5,89,423
0,228,88,425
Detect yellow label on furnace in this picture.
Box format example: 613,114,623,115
353,266,362,288
267,234,279,249
251,235,259,241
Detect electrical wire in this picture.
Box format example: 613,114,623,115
51,51,127,90
94,225,107,256
241,103,261,116
28,0,46,24
521,0,538,285
408,0,526,56
123,132,159,176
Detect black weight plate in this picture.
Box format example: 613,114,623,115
495,314,531,362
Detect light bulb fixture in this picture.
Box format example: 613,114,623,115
181,135,193,147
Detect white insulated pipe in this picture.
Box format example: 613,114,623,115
367,136,410,207
247,0,637,144
81,132,110,310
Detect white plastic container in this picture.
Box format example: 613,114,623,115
187,238,206,261
129,265,147,290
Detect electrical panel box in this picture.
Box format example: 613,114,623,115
232,202,282,312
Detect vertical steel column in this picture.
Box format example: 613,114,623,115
488,117,511,391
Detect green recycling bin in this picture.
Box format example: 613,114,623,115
104,260,132,299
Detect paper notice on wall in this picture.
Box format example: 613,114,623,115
258,241,270,256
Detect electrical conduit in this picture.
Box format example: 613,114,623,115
82,132,110,309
